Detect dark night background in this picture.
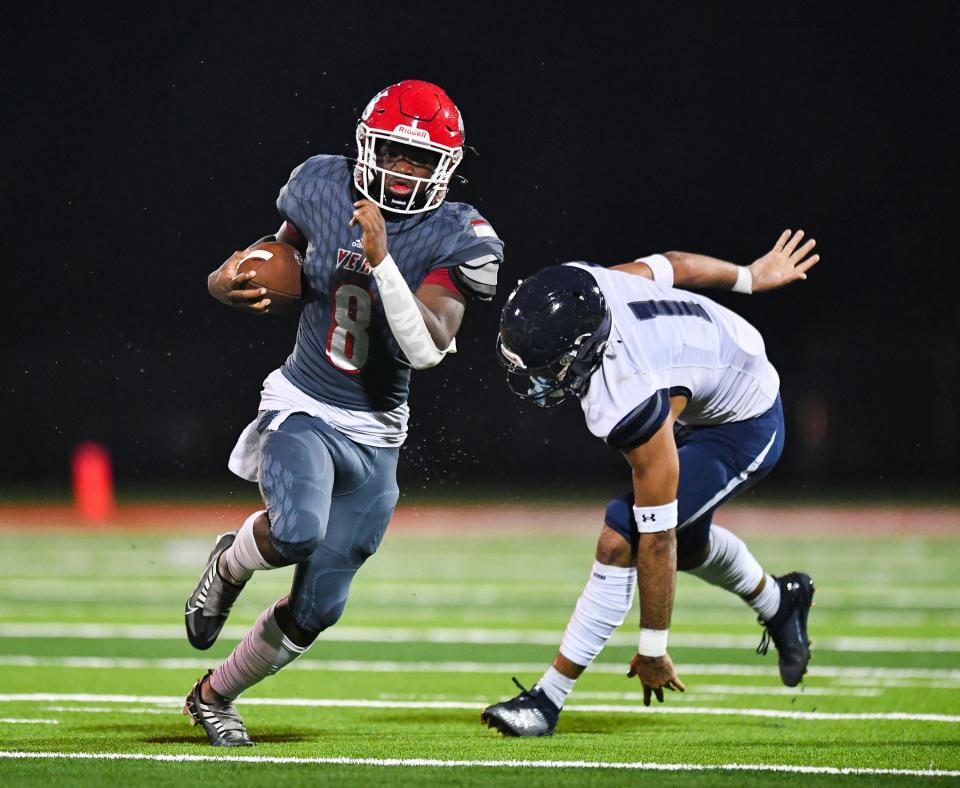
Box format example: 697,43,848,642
4,2,958,500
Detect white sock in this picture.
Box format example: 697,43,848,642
686,525,781,619
751,574,782,622
208,602,308,700
537,666,576,709
221,510,274,584
554,561,635,696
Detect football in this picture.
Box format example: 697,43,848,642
236,241,304,312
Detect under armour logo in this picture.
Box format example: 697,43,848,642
640,514,656,523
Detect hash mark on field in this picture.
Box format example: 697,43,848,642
1,695,958,723
0,750,956,777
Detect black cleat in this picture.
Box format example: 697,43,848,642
481,677,560,737
757,572,815,686
183,670,253,747
185,532,245,650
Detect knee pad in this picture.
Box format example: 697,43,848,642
604,491,640,552
259,425,332,562
268,528,322,564
349,490,397,565
289,564,358,633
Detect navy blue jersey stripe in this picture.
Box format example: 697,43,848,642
628,300,712,322
607,389,670,450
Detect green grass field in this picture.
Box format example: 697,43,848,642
1,503,959,786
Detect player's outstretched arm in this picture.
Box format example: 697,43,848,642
612,229,819,294
621,400,687,705
741,229,820,292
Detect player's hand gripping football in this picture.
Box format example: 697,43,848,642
350,199,389,266
748,229,820,292
207,250,272,314
627,652,686,706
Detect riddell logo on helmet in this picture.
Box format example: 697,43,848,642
394,124,430,140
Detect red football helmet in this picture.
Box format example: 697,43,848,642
355,80,465,214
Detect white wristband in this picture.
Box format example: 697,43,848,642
732,265,753,294
635,254,674,289
633,500,678,533
371,254,448,370
638,628,669,657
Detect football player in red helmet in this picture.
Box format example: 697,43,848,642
185,80,503,746
354,80,465,214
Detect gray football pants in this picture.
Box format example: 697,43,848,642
256,411,399,635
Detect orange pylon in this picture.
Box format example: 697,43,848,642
72,442,115,523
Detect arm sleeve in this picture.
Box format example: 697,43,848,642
371,255,449,370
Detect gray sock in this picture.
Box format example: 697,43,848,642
208,602,308,700
221,510,274,584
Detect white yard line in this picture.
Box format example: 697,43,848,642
45,706,174,715
1,656,958,686
0,694,957,723
0,719,59,725
2,623,959,652
0,750,955,777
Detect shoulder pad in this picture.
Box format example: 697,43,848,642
450,254,500,301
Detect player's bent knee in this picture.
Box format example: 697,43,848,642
310,599,348,632
274,598,321,649
677,541,711,571
595,526,635,567
602,493,640,556
295,593,348,634
289,565,358,634
268,522,323,564
676,522,713,570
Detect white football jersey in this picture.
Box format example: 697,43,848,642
569,263,780,445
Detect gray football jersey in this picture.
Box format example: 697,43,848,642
276,155,504,411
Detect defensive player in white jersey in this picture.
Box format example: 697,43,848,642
481,231,819,737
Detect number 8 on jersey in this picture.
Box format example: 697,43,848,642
327,284,372,372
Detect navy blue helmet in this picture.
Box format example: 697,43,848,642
496,265,612,407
